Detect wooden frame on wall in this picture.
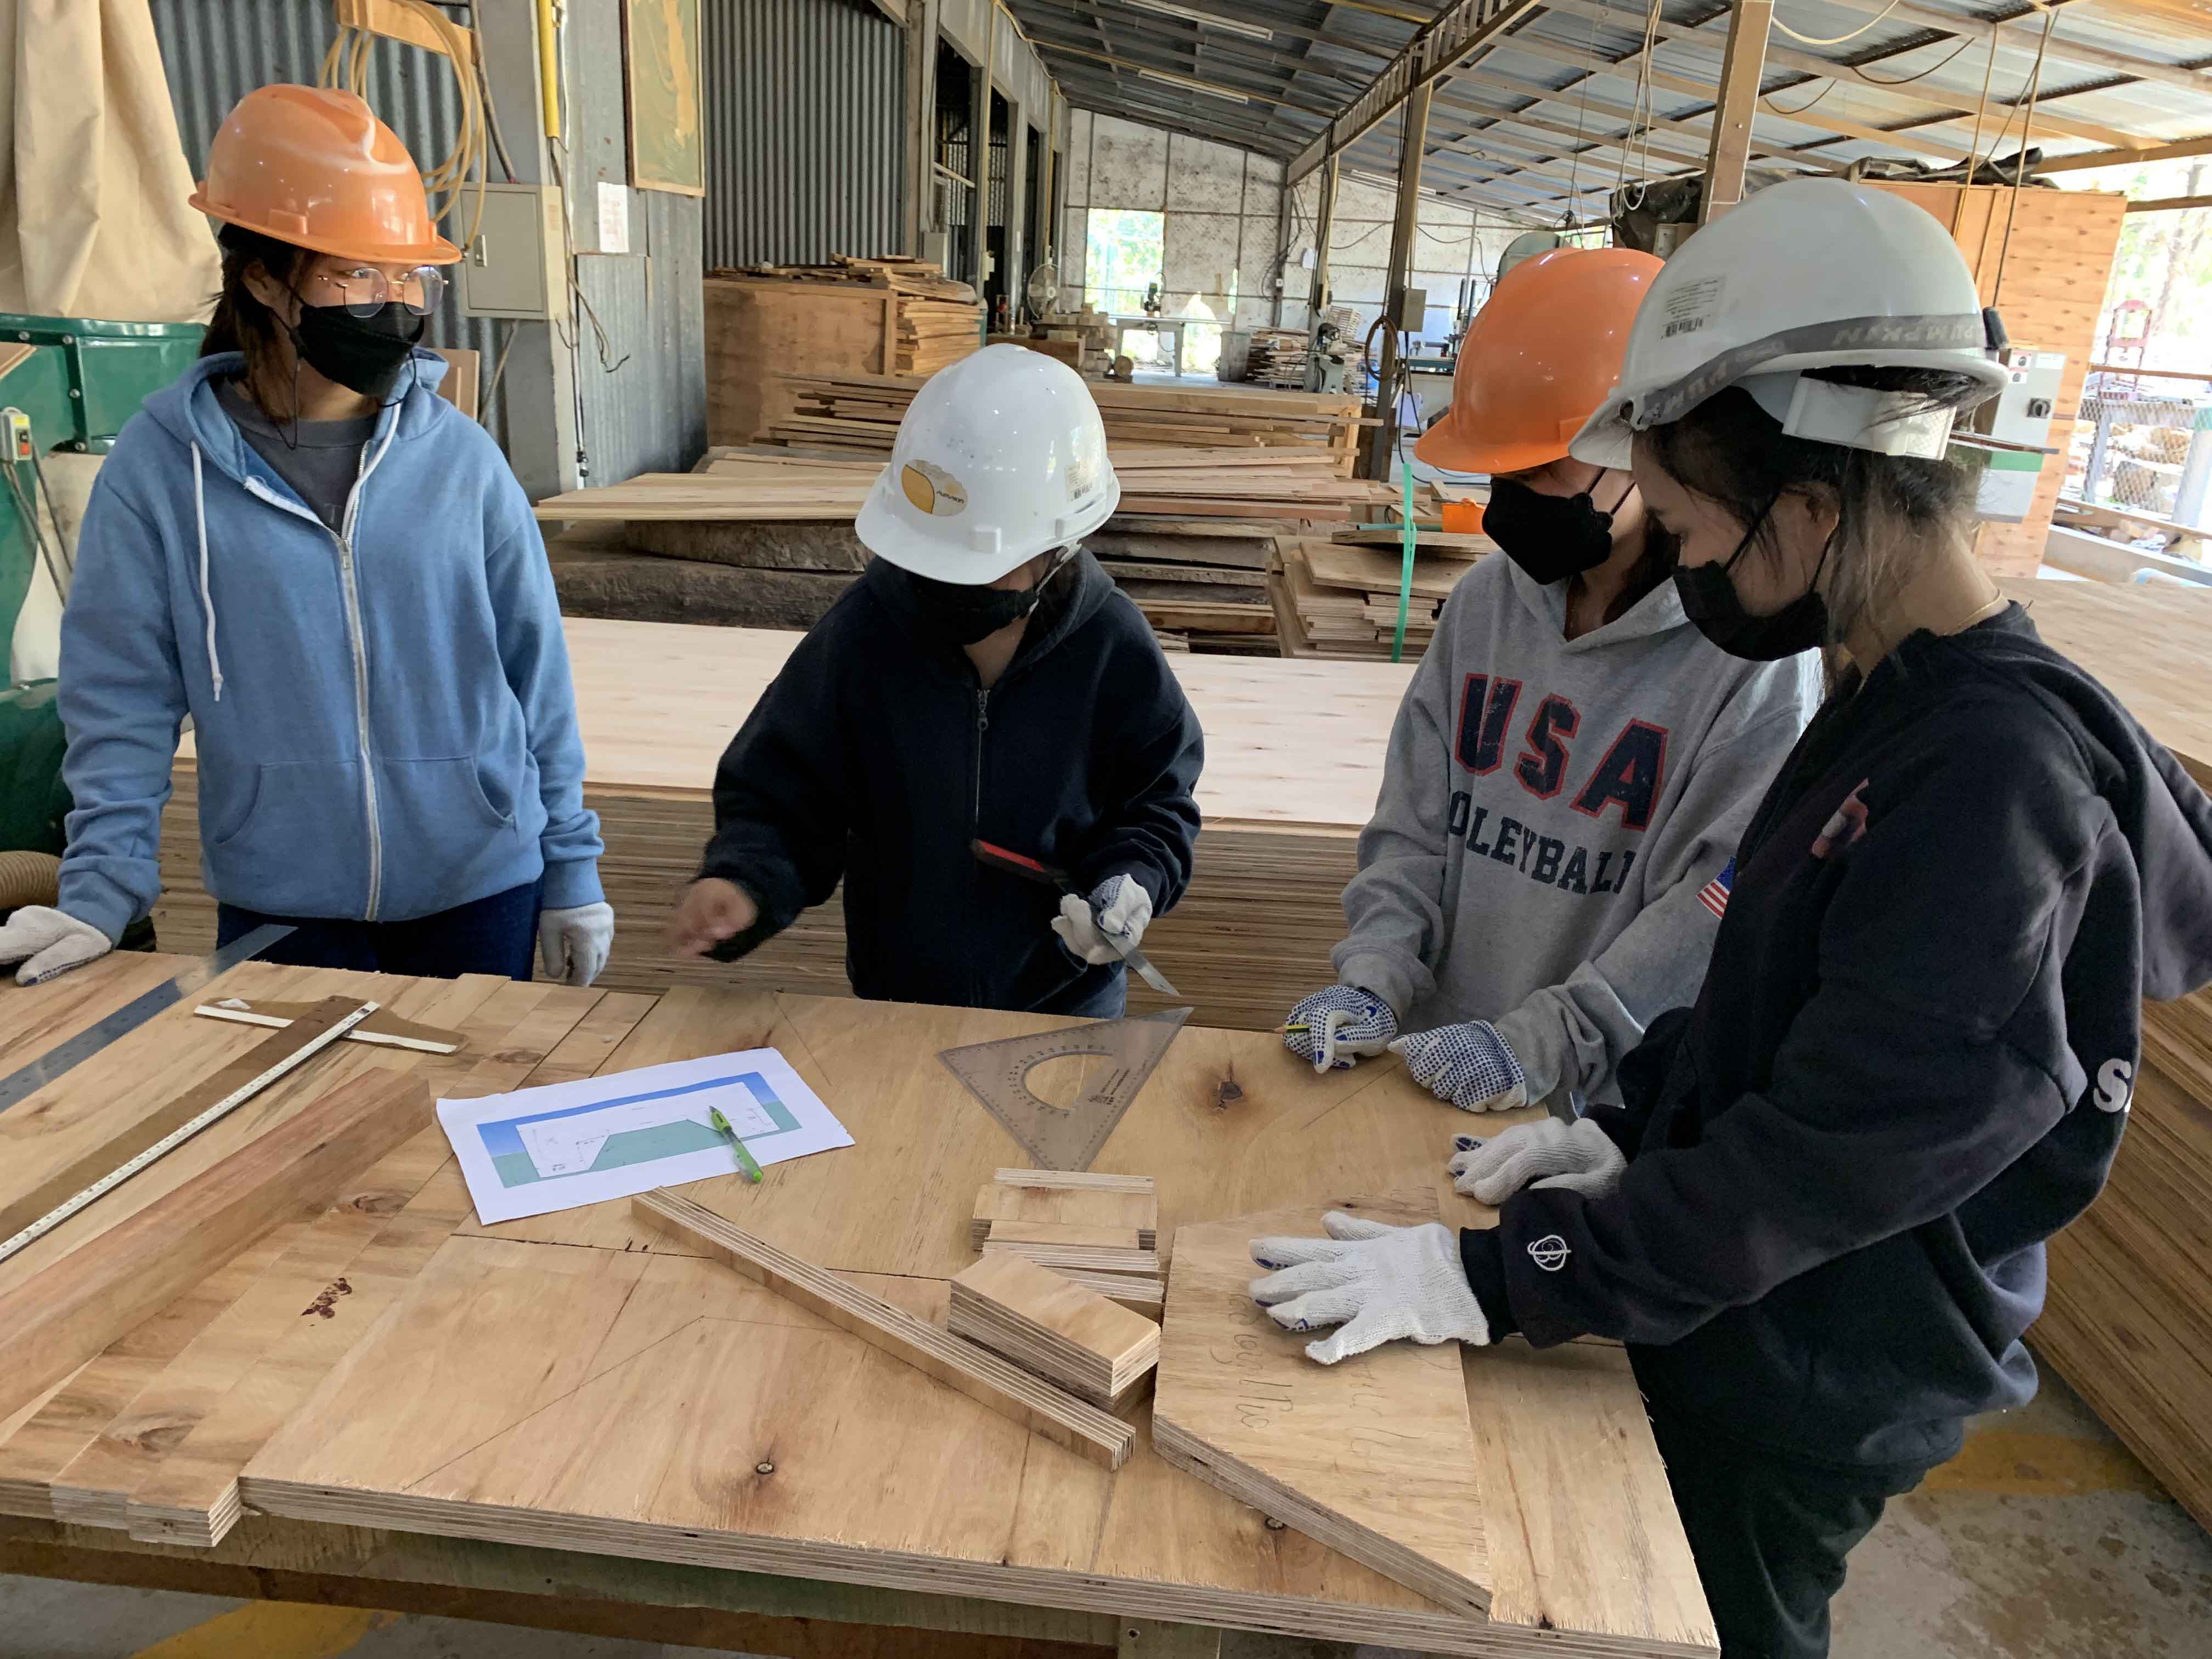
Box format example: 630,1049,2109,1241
624,0,705,197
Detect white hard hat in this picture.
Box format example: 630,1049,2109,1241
1570,178,2011,468
855,343,1121,583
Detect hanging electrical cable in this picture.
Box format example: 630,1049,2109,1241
1992,4,2060,309
320,0,490,252
1613,0,1666,210
1771,0,1907,48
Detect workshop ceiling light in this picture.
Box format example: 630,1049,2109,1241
1123,0,1274,42
1138,67,1250,102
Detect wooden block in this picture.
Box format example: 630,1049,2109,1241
1151,1191,1490,1618
0,1071,432,1420
949,1252,1159,1409
969,1171,1158,1250
1051,1267,1166,1315
633,1190,1136,1470
981,1220,1161,1275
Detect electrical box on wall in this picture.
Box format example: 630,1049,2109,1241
1971,348,2067,447
460,183,562,320
1390,287,1427,332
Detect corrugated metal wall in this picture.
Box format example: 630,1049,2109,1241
561,0,708,484
701,0,904,270
144,0,514,450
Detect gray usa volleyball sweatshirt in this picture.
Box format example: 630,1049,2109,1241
1335,555,1820,1110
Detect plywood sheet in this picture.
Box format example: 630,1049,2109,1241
1152,1190,1488,1618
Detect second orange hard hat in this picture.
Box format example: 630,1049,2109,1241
1415,246,1664,476
188,84,461,267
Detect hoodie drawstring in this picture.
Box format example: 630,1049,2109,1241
191,442,223,702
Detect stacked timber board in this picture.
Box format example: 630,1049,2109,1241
1990,575,2212,1530
948,1252,1160,1412
759,370,1363,466
153,617,1417,1033
1245,327,1312,390
535,440,1397,654
704,261,981,447
0,971,1716,1657
1277,527,1493,661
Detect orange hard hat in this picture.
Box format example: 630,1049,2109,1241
188,84,461,266
1415,246,1663,476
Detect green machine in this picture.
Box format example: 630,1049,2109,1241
0,313,202,873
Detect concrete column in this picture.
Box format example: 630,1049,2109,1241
902,0,939,257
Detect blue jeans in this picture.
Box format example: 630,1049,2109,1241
215,879,543,981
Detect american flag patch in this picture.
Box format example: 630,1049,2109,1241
1698,858,1735,920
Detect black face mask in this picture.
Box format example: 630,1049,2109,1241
1674,504,1832,661
1485,472,1632,585
289,301,425,400
904,552,1069,646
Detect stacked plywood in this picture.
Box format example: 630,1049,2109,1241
760,371,1363,467
1276,529,1490,661
1987,577,2212,1529
948,1252,1160,1412
153,619,1419,1034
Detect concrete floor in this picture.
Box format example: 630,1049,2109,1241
1,1374,2204,1659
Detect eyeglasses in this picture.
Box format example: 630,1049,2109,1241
303,265,449,318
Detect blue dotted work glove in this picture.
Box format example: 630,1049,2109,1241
1448,1118,1625,1205
1282,985,1398,1073
1390,1020,1527,1113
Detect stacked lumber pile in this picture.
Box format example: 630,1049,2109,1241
1276,526,1492,661
711,256,980,377
1245,327,1311,389
535,443,1398,654
154,618,1421,1034
703,263,979,445
950,1252,1161,1412
759,371,1362,465
968,1170,1163,1316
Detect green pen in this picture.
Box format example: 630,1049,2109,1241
709,1106,764,1183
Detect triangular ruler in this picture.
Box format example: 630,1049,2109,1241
938,1008,1192,1170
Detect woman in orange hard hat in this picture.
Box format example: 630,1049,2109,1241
0,85,612,990
1281,247,1818,1130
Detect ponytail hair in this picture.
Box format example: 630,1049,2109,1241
200,224,310,377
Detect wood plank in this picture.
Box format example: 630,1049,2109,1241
635,1191,1136,1470
1151,1190,1489,1619
191,999,463,1053
949,1253,1160,1407
0,1071,431,1419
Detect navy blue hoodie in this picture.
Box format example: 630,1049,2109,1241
699,551,1203,1014
1459,603,2212,1468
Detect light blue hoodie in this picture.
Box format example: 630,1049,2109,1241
56,349,603,941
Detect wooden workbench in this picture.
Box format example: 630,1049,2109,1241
0,956,1714,1658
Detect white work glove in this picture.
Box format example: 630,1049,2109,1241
1449,1118,1627,1206
0,904,114,986
1391,1019,1527,1113
1051,874,1152,966
538,901,614,987
1249,1212,1491,1365
1282,984,1398,1073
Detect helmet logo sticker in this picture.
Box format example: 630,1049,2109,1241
1066,451,1099,503
1661,276,1725,341
901,460,968,516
